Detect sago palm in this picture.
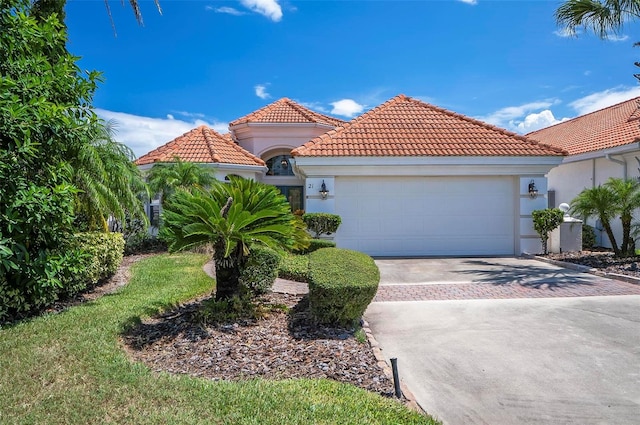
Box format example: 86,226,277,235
160,177,310,300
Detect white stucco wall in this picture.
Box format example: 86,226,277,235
547,148,640,248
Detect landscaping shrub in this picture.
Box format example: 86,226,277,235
302,213,342,238
295,239,336,254
307,248,379,327
61,232,125,297
532,208,564,255
239,246,281,296
124,233,167,256
278,252,310,282
0,232,125,323
582,224,596,250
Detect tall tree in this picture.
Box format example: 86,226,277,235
0,0,100,318
161,177,310,301
570,177,640,256
555,0,640,37
146,159,216,207
71,121,147,231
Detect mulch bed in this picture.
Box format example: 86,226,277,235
121,292,395,397
546,250,640,279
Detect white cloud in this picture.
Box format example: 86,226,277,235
298,101,330,113
516,110,568,133
166,114,174,120
553,28,579,38
96,109,228,159
240,0,283,22
478,100,571,133
330,99,365,117
458,0,477,4
209,6,246,16
605,34,629,42
254,84,271,99
478,100,556,127
569,86,640,115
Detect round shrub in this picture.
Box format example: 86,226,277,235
302,213,342,238
239,246,281,296
308,248,379,327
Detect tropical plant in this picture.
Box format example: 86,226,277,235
0,0,101,318
555,0,640,37
604,177,640,255
160,177,310,301
570,178,640,256
532,208,564,255
71,120,148,231
302,213,342,238
146,158,216,206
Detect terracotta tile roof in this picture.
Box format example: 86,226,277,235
134,126,265,166
292,95,565,157
526,97,640,156
230,97,345,127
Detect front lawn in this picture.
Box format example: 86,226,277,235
0,253,436,424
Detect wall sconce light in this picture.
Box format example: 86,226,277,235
528,180,538,199
280,158,289,169
319,180,329,199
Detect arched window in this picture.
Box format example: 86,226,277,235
266,155,294,176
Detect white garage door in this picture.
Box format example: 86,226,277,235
335,176,515,256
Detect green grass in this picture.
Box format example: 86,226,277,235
0,253,438,425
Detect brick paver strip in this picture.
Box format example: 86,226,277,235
374,279,640,302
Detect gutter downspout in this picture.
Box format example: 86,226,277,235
606,154,627,179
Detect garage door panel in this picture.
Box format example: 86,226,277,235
335,177,515,256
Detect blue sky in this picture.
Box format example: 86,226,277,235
65,0,640,157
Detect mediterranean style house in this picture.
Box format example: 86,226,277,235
136,95,565,256
527,97,640,248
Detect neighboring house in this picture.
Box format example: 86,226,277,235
527,97,640,248
136,95,565,256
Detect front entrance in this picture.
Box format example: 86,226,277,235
276,186,304,212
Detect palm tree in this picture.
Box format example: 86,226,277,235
146,158,216,207
160,177,310,301
604,178,640,255
570,184,621,256
570,178,640,256
555,0,640,37
71,120,147,231
30,0,161,32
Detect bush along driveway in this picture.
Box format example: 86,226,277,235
0,253,435,425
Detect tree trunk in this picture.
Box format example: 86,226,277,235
602,220,622,257
213,245,243,301
620,213,633,256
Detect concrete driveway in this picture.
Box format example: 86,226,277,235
365,257,640,425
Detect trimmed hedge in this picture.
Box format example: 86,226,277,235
278,251,310,282
295,239,336,255
0,232,124,323
62,232,125,297
308,248,379,327
302,213,342,238
239,246,281,296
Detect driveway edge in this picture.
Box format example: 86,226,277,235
523,253,640,286
362,319,425,415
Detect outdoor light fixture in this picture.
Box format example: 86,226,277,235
280,158,289,169
319,180,329,199
528,180,538,199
